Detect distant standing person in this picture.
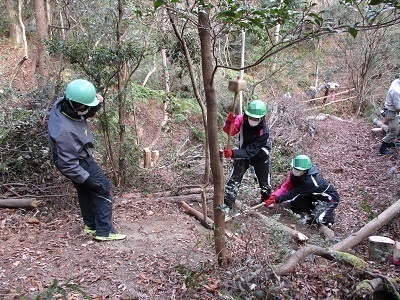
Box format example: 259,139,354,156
264,155,339,227
223,100,272,212
48,79,126,241
379,75,400,155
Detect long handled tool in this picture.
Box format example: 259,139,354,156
226,78,247,149
225,202,264,222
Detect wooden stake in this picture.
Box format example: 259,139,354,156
143,147,151,168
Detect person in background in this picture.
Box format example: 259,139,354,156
379,74,400,155
264,155,339,227
223,99,272,213
48,79,126,241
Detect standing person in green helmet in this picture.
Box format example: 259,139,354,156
223,99,272,212
264,155,340,227
48,79,126,241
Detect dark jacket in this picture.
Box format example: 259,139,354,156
275,165,339,203
48,97,101,184
223,114,270,160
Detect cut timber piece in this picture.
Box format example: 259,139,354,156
371,128,384,137
151,150,159,167
372,118,388,133
0,198,38,208
143,147,151,168
368,236,395,263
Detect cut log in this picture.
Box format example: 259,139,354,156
371,127,384,137
367,236,395,263
372,118,388,133
0,198,37,208
151,150,159,167
143,147,151,168
331,199,400,252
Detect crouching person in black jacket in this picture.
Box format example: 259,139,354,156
264,155,339,227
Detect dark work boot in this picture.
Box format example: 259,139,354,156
379,141,394,155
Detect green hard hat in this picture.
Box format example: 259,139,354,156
245,100,267,118
291,155,312,170
65,79,99,106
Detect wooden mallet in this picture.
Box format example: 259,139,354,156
227,78,247,149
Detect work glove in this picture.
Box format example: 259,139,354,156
224,148,233,158
265,195,276,207
227,113,236,123
83,176,107,194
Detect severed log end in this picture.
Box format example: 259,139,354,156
0,198,38,208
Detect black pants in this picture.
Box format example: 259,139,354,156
54,155,115,236
289,197,337,225
224,156,271,209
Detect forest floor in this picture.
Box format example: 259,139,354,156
0,42,400,299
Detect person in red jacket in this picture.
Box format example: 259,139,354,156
223,100,272,212
265,155,339,227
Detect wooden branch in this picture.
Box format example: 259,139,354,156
114,193,213,207
225,202,264,222
121,187,213,198
272,245,368,276
0,198,37,208
304,88,355,103
305,96,358,111
305,114,345,122
179,201,213,229
330,199,400,252
178,201,245,245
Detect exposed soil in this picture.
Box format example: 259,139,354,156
1,42,400,299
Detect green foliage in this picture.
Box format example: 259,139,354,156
46,38,143,89
34,278,90,300
171,97,202,121
129,83,165,104
0,107,52,184
360,198,377,220
176,263,212,289
270,145,293,175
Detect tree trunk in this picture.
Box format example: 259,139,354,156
198,6,229,266
167,6,210,184
5,0,23,46
32,0,49,86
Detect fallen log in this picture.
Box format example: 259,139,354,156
0,198,37,208
234,200,308,242
372,118,388,133
331,199,400,252
319,224,335,240
115,193,212,206
178,201,245,245
273,200,400,276
271,245,367,276
178,201,213,229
